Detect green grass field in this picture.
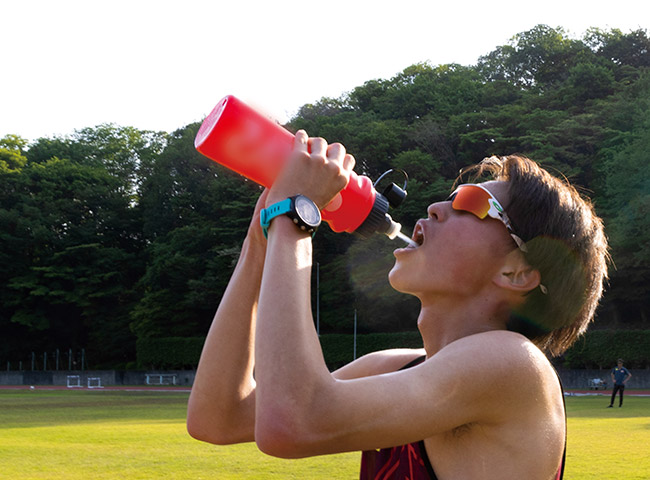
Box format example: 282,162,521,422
0,389,648,479
564,394,650,480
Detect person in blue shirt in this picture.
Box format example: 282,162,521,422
608,359,632,407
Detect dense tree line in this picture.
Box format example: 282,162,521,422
2,25,649,368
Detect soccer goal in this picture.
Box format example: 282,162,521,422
87,377,104,389
66,375,82,388
145,374,177,386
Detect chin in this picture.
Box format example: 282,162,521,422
388,265,410,294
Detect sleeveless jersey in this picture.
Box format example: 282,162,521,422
360,438,436,480
359,356,566,480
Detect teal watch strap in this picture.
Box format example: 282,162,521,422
260,198,292,238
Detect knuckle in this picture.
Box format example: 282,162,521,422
330,142,345,155
324,160,342,176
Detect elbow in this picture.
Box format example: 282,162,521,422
186,401,252,446
186,399,203,440
186,412,243,446
254,378,338,457
186,415,210,443
186,410,226,445
186,396,219,444
255,406,315,458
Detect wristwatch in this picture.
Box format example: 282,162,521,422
260,195,322,238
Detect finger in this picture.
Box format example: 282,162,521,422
326,142,346,163
343,154,356,172
308,137,328,158
293,130,309,153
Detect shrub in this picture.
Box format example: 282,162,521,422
319,331,423,370
563,330,650,368
136,337,204,369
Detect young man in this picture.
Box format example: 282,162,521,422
187,131,609,479
608,359,632,408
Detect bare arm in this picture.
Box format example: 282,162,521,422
332,348,427,380
251,132,562,465
186,191,268,445
185,131,420,447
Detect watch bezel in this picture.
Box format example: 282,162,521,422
292,195,321,229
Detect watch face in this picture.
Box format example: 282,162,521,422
295,196,321,226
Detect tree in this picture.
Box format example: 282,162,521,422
0,135,28,172
132,124,263,340
478,25,589,89
598,107,650,314
3,25,650,366
0,156,142,364
70,124,168,203
585,28,650,69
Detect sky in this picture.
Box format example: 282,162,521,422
1,0,649,143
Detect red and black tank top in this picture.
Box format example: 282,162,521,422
360,438,436,480
359,355,566,480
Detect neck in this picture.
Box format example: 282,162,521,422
416,293,510,357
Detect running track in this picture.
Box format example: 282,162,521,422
1,385,650,395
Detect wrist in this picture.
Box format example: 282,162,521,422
266,214,313,239
260,195,321,238
238,234,268,274
265,215,314,271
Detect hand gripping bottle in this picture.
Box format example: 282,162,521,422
194,95,404,239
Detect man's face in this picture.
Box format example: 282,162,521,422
388,181,519,302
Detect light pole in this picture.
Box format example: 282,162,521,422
316,262,320,335
353,309,357,360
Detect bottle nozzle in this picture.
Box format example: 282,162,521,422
383,215,418,247
383,216,402,240
353,191,414,245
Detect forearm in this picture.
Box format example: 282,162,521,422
187,237,264,444
250,131,354,455
254,219,333,448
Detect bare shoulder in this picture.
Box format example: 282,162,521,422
428,331,560,403
421,332,566,479
332,348,427,380
437,330,553,374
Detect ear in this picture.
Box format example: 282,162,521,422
492,251,541,294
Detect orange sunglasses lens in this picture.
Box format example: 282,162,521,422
451,185,491,219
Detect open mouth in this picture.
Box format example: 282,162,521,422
409,223,424,248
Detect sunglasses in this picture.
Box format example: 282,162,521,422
448,183,527,252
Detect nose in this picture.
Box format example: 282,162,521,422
427,201,450,221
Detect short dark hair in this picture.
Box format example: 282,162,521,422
462,155,609,356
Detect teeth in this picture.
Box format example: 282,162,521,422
399,229,421,249
413,227,424,246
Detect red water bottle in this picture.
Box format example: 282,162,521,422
195,95,401,238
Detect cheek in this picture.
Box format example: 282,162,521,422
435,230,505,289
387,220,508,294
447,253,494,291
